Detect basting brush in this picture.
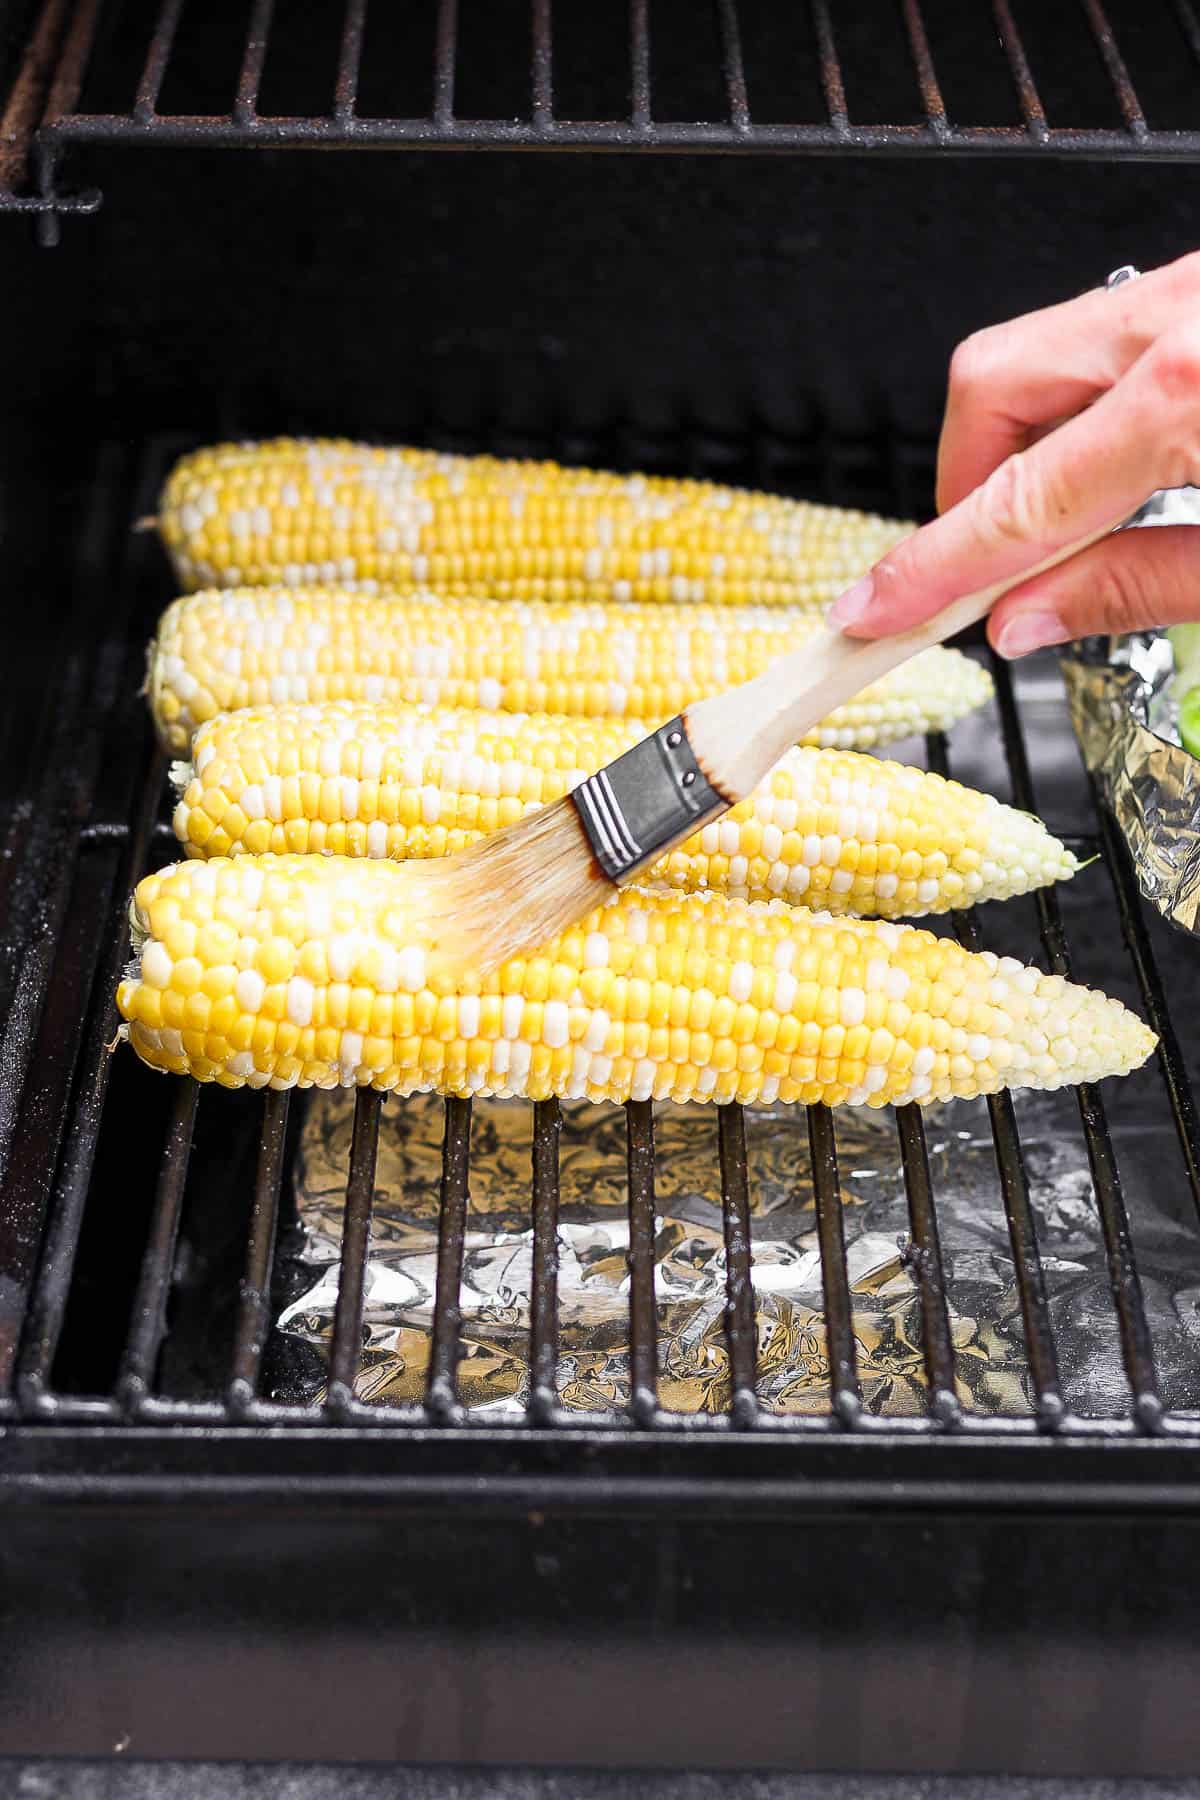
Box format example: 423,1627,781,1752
421,525,1114,981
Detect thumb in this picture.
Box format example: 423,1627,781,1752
986,524,1200,658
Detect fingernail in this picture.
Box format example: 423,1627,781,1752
829,576,875,631
994,611,1068,660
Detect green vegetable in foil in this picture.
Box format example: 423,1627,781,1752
1169,625,1200,758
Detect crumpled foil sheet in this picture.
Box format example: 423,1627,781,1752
1063,634,1200,935
1061,478,1200,935
276,1087,1200,1419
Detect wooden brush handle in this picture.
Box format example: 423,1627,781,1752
686,522,1118,802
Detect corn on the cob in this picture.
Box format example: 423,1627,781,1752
117,855,1155,1107
159,437,911,609
149,588,993,754
172,700,1077,918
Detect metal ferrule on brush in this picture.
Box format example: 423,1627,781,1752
571,716,728,883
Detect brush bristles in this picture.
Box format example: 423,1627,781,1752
427,796,615,981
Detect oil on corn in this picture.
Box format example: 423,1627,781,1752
148,588,994,754
172,700,1078,918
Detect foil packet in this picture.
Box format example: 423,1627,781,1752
1062,485,1200,935
1063,640,1200,935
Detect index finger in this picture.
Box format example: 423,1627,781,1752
834,324,1194,639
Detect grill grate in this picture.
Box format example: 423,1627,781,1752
1,431,1199,1478
7,1,1200,238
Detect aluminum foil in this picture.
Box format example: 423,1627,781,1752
1058,470,1200,934
276,1086,1200,1419
1063,632,1200,936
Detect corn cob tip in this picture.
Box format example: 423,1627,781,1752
117,855,1156,1109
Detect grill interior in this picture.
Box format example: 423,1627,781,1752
8,3,1200,1777
10,0,1200,240
2,430,1199,1461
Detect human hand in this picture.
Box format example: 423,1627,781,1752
829,251,1200,657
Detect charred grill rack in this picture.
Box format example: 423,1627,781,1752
10,0,1200,240
0,430,1198,1463
6,6,1200,1774
4,486,1200,1769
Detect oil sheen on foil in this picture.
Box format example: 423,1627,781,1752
277,1087,1200,1418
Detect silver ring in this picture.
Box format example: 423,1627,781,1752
1106,264,1142,289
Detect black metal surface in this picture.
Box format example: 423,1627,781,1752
1,427,1198,1456
924,731,1065,1429
426,1095,471,1423
12,0,1200,233
7,1767,1199,1800
115,1077,197,1413
1,0,1199,1757
528,1097,562,1424
896,1104,961,1427
3,430,1200,1767
228,1086,289,1411
990,658,1165,1433
326,1089,381,1415
716,1101,756,1428
625,1099,658,1426
807,1104,861,1428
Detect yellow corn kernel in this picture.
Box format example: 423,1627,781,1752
117,854,1156,1108
159,437,911,610
175,698,1079,920
148,588,993,755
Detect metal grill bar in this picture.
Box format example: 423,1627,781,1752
15,0,1200,230
234,0,277,126
714,0,750,133
6,432,1200,1457
810,0,849,133
531,0,553,129
925,731,1063,1424
1079,0,1148,138
334,0,368,123
14,746,167,1411
0,493,128,1195
991,656,1161,1428
985,1081,1066,1425
27,0,104,240
528,1097,561,1422
629,0,651,129
625,1099,658,1424
117,1079,198,1412
432,0,458,127
37,0,102,129
991,0,1049,140
45,114,1200,156
134,0,187,121
897,1105,961,1426
229,1087,290,1410
0,0,72,189
427,1096,471,1422
899,0,949,140
807,1105,861,1425
325,1088,381,1415
1087,779,1200,1223
717,1103,756,1426
1171,0,1200,67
